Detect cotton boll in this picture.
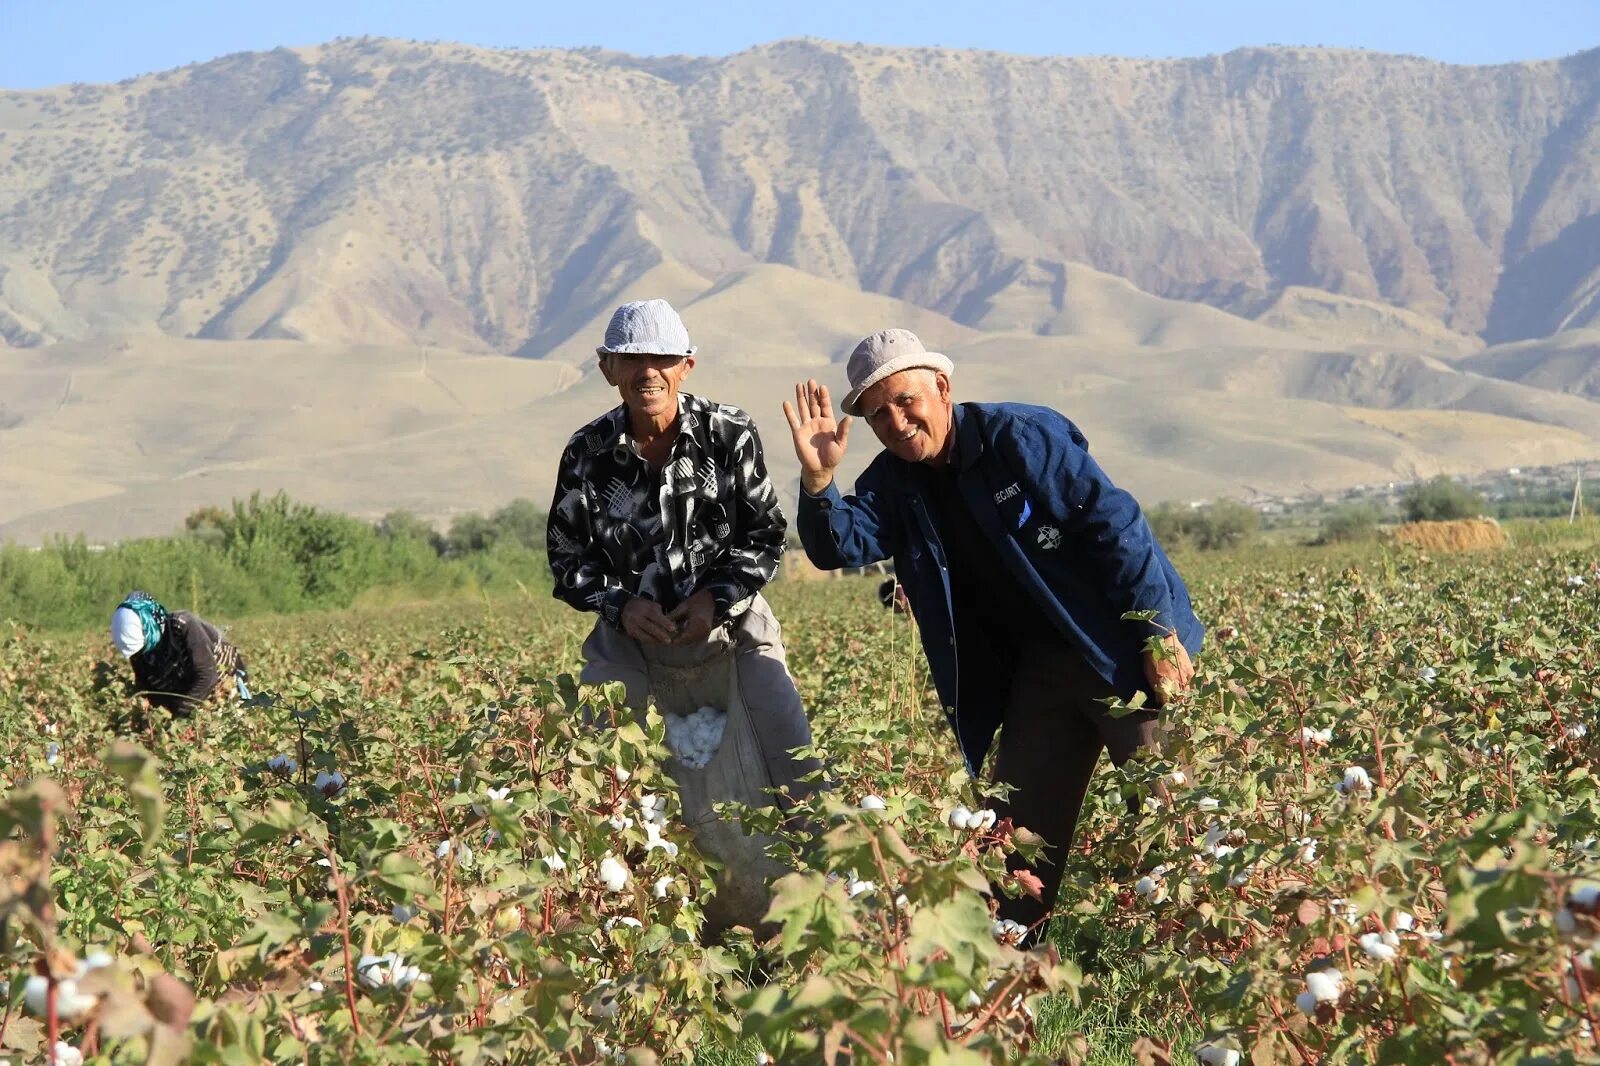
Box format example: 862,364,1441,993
1295,989,1319,1016
971,809,997,832
947,806,974,830
644,821,679,858
1305,969,1343,1003
639,793,669,825
1338,766,1372,795
653,876,675,899
313,770,346,797
992,919,1028,945
267,754,297,775
1135,875,1161,899
24,976,98,1020
543,852,567,874
1197,1047,1241,1066
1392,910,1415,932
858,794,887,811
472,786,511,816
1295,838,1318,864
356,953,427,989
1197,796,1220,812
1358,932,1398,961
50,1042,84,1066
598,854,630,893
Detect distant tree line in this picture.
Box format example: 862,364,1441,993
1146,500,1261,552
0,492,554,632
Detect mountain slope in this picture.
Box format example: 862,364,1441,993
3,39,1600,354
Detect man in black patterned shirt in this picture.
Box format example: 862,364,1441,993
547,299,821,809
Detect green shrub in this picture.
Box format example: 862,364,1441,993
0,494,555,631
1401,476,1483,522
1148,500,1261,552
1319,504,1382,544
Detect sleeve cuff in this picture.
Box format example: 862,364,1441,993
600,588,632,627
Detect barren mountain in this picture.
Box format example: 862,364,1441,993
3,37,1600,353
3,38,1600,540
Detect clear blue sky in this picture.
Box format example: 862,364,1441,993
3,0,1597,89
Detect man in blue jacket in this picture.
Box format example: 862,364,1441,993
783,328,1203,940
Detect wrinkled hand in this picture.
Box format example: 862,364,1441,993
1142,633,1195,707
621,597,677,645
782,379,852,495
667,590,717,645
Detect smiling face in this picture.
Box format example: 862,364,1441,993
600,352,695,429
858,368,955,465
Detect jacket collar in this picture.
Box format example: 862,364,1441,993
952,402,984,473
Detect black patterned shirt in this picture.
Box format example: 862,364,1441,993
547,393,787,627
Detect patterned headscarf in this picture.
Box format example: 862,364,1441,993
116,591,169,656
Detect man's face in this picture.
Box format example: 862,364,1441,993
601,352,695,423
858,369,954,464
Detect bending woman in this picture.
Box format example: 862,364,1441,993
110,591,250,714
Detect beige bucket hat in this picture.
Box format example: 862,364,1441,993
841,328,955,416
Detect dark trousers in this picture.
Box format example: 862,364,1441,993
986,634,1159,936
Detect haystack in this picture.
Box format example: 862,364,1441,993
1389,518,1507,551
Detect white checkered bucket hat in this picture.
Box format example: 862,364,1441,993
596,299,698,358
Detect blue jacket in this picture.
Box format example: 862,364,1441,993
797,402,1203,773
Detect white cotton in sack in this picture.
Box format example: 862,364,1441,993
664,705,728,770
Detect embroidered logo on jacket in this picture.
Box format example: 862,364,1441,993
1035,524,1062,550
993,482,1021,504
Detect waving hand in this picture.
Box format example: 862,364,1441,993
783,379,852,495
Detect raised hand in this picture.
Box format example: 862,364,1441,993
782,379,852,494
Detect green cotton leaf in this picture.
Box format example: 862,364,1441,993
763,871,856,962
101,740,166,854
905,892,1002,986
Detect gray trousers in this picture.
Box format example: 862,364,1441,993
987,633,1160,936
579,593,823,810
